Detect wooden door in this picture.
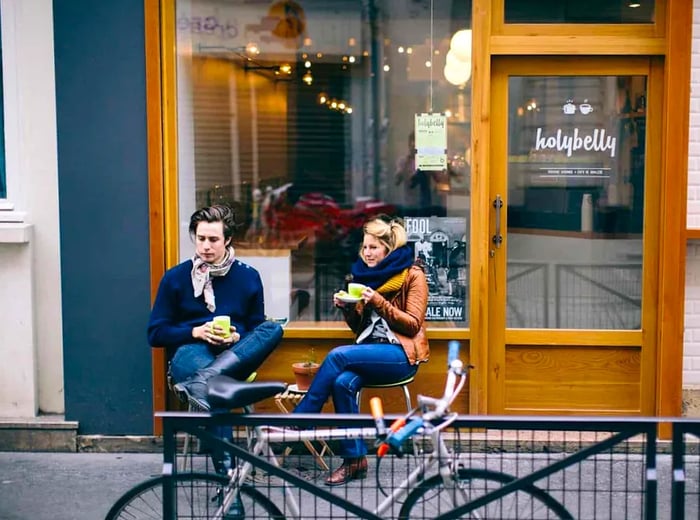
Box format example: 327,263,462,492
488,57,662,415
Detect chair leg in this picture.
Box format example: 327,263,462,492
402,385,412,412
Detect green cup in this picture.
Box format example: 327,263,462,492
212,315,231,338
348,283,365,298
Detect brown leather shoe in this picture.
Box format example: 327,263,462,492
325,456,368,486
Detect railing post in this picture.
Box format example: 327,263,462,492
645,424,658,520
162,416,177,520
671,423,685,520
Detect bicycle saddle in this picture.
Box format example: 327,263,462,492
207,375,287,410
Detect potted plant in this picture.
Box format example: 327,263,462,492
292,347,320,391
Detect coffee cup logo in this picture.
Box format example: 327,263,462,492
579,100,593,115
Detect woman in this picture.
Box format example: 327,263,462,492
293,215,430,486
148,205,283,412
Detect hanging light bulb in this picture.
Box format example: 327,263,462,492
449,29,472,62
302,70,313,85
245,42,260,55
444,29,472,86
317,92,328,104
443,62,471,86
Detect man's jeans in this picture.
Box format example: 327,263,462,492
293,343,417,458
169,320,282,456
170,320,282,383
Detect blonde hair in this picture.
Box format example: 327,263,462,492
361,216,407,256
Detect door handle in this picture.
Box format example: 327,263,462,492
492,195,503,248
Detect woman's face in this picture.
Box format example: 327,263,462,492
361,234,388,267
195,221,230,264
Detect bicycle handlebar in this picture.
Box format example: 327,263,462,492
373,340,471,457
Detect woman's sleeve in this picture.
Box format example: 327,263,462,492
371,269,428,337
343,304,363,333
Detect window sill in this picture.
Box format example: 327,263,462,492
0,223,33,244
283,322,469,340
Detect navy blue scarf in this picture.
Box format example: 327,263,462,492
350,245,414,290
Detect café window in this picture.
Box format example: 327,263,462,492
504,0,655,24
174,0,472,326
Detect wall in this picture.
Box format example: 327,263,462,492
686,2,700,388
0,0,63,417
53,0,153,434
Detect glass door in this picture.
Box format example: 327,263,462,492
488,57,661,415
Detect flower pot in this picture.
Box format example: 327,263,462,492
292,362,320,391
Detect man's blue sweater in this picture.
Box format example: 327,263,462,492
148,259,265,349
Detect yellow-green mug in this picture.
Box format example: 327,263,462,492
212,315,231,338
348,283,365,298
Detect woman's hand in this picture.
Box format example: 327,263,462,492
192,322,240,346
361,286,376,304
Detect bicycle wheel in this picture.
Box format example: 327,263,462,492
398,468,573,519
105,472,285,519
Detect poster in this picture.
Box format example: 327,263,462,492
404,216,467,322
414,113,447,171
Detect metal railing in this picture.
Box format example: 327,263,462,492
146,412,700,519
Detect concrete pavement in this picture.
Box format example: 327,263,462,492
0,452,162,520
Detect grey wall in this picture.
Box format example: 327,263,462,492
54,0,153,434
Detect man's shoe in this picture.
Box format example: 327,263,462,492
325,456,368,486
173,380,210,411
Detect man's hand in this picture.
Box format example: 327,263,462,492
192,322,240,346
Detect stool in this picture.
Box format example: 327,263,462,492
357,374,417,455
356,374,415,413
274,384,334,470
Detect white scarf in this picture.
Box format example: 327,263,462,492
191,246,235,312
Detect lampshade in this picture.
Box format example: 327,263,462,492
449,29,472,62
444,61,471,86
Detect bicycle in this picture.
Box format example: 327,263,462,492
106,341,573,519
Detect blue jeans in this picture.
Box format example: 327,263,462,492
292,343,418,458
169,320,282,445
170,320,282,383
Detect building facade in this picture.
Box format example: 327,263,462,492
1,0,699,438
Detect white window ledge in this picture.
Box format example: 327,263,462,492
0,223,32,243
0,203,26,224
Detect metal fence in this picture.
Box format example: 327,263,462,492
505,261,642,329
124,413,700,519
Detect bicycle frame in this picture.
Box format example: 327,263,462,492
158,341,472,519
210,418,464,519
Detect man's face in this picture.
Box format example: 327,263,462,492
195,221,230,264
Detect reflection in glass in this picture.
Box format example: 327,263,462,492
174,0,471,325
505,0,655,24
506,75,646,329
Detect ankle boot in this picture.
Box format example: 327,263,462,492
325,456,368,486
174,350,243,410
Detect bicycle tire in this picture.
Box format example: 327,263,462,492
398,468,573,519
105,472,285,520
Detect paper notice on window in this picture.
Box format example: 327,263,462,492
415,113,447,171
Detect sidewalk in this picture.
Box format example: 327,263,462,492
0,451,162,520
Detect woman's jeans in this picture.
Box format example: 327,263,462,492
169,320,282,461
293,343,418,458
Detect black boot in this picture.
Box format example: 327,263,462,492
173,350,243,410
